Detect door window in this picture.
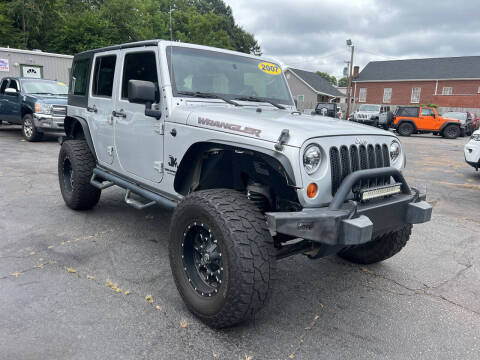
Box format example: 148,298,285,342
421,108,435,117
121,52,159,101
0,79,8,94
92,55,117,97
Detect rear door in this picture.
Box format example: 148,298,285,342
113,47,164,183
88,51,118,166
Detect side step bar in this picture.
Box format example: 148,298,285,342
90,168,177,210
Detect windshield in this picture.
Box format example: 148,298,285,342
167,46,293,106
443,112,466,121
22,80,68,95
358,104,381,112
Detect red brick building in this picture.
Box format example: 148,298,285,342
352,56,480,110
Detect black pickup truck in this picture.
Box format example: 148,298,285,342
0,77,67,141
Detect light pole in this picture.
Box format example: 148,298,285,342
346,39,354,120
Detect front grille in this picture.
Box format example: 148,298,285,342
52,105,67,117
330,143,391,196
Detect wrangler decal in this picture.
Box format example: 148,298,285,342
198,117,262,138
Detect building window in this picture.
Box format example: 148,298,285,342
383,88,392,103
442,87,452,95
477,86,480,94
359,88,367,102
297,95,304,102
410,87,421,103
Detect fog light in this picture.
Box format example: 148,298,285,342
307,183,318,198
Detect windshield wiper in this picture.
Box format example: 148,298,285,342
177,91,241,107
234,96,286,110
30,92,55,95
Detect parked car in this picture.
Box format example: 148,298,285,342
442,111,474,137
311,102,338,118
464,130,480,170
58,39,431,328
350,104,391,129
393,106,462,139
472,113,480,131
0,77,67,141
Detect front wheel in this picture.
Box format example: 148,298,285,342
442,124,460,139
169,189,275,328
338,225,412,264
22,114,43,142
58,140,101,210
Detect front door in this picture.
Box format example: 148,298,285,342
419,108,437,130
3,79,22,124
87,51,118,165
113,48,164,183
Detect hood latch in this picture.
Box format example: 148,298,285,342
274,129,290,151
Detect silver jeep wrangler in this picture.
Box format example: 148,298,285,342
58,40,432,328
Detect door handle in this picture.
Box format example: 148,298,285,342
112,110,127,118
87,105,97,113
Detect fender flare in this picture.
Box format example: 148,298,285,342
396,119,418,132
63,115,97,161
439,121,461,133
173,141,297,195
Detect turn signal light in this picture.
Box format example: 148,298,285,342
307,183,318,198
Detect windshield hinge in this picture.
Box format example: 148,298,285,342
154,123,164,135
274,129,290,151
154,161,164,173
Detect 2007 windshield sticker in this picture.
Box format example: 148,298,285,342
258,62,282,75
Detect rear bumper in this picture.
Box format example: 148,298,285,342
266,167,432,246
33,114,65,132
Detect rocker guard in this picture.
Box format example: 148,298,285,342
266,167,432,246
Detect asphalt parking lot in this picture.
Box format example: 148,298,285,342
1,125,479,360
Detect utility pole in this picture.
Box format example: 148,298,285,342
346,40,354,120
169,6,174,41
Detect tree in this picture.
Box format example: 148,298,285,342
0,0,261,55
338,77,348,87
316,71,337,86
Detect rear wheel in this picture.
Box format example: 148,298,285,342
22,114,43,142
398,122,414,136
58,140,101,210
338,225,412,264
169,189,275,328
442,124,460,139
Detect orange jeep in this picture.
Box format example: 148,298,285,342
393,106,462,139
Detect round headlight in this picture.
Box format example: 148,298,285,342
390,140,401,162
303,144,322,174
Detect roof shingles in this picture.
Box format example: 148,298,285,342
355,56,480,81
288,68,345,97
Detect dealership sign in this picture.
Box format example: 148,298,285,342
0,59,9,72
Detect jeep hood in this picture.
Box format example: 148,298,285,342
184,105,392,147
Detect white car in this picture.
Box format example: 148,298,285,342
465,130,480,170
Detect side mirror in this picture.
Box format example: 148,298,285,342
4,88,18,96
128,80,161,119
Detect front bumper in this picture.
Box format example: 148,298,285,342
464,142,480,169
266,167,432,246
33,114,65,132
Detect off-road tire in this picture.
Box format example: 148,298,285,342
442,124,460,139
22,114,43,142
169,189,275,328
58,140,101,210
338,225,412,264
397,122,414,136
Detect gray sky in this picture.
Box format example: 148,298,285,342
224,0,480,79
